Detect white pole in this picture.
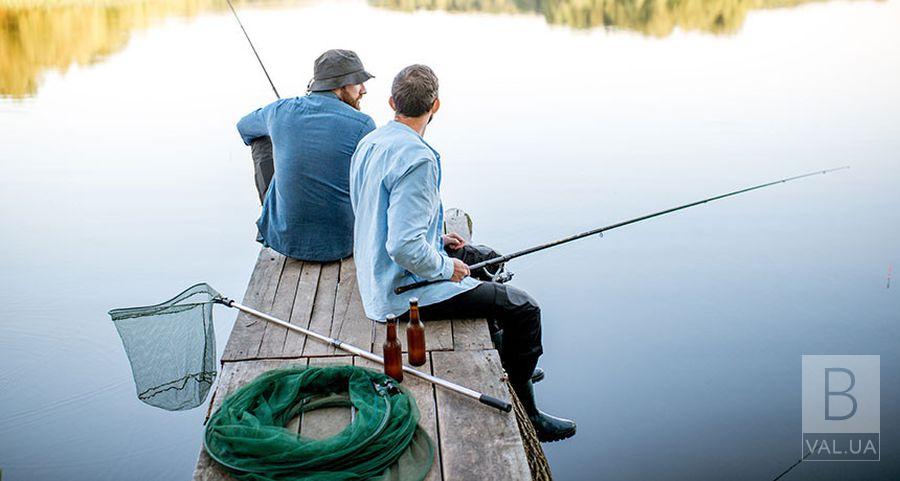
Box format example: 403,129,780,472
223,299,511,412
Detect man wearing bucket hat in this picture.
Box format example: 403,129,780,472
237,49,376,262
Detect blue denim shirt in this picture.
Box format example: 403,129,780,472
237,92,376,261
350,121,480,321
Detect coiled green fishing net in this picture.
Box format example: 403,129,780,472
204,365,434,481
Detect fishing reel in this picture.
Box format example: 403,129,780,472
463,244,514,284
483,264,514,284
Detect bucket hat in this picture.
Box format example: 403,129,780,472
308,49,374,91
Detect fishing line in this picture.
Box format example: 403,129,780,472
225,0,280,99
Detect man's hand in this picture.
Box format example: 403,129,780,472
450,258,470,282
443,232,467,250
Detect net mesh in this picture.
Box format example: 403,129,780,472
204,364,434,481
109,283,219,411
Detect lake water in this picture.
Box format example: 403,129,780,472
1,0,898,479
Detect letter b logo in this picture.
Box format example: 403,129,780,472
825,367,857,421
802,355,880,461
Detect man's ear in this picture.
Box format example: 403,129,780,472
431,98,441,115
388,97,396,112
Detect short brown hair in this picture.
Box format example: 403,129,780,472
391,65,439,117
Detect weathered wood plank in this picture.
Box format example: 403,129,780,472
432,350,529,481
373,319,453,352
282,262,322,357
222,249,286,361
333,286,374,356
324,257,374,356
451,318,494,351
356,357,443,481
301,262,340,356
300,356,353,439
329,257,358,337
257,258,303,358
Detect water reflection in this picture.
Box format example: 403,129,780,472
370,0,843,34
0,0,862,99
0,0,277,98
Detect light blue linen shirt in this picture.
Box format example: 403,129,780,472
237,92,376,261
350,121,480,321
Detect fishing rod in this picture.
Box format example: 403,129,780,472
212,295,513,412
225,0,280,99
396,166,850,295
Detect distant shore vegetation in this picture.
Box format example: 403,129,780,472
1,0,838,98
370,0,832,35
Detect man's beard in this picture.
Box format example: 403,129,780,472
337,88,362,110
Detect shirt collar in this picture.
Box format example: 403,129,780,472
389,120,440,160
309,91,339,99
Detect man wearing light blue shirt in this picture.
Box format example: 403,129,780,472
350,65,575,442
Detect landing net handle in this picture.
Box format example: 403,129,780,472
214,297,512,413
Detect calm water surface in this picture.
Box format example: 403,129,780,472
1,0,898,479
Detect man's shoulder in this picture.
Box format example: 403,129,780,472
297,95,374,127
361,125,435,168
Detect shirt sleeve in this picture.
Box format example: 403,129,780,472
236,101,280,146
385,158,455,281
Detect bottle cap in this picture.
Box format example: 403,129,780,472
409,297,419,305
386,314,397,323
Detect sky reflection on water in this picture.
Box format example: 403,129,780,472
0,0,898,479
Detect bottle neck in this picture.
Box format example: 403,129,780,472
386,322,398,340
409,305,421,324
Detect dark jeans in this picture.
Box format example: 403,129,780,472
416,244,543,384
250,136,275,205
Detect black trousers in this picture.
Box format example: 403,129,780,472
250,137,275,205
412,244,543,384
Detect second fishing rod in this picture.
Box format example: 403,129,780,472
396,166,849,294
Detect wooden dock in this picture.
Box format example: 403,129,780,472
193,247,551,480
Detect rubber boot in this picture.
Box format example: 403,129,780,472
512,380,576,442
490,329,543,383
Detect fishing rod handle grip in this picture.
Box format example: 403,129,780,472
479,394,513,413
394,279,437,295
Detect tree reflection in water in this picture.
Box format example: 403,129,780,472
0,0,852,98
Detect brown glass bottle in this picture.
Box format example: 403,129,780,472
382,314,403,382
406,297,426,366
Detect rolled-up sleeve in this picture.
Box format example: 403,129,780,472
385,159,454,281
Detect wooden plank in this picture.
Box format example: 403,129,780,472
356,357,442,481
257,258,303,358
432,350,529,481
333,285,374,356
301,262,340,356
282,262,322,357
321,257,374,356
451,318,494,351
300,356,354,439
373,319,453,352
222,249,286,361
330,257,357,331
